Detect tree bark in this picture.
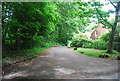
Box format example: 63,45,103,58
107,1,120,53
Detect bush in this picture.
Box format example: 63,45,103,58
82,42,92,48
113,42,120,52
92,39,107,50
82,39,107,50
100,33,110,42
42,41,64,48
70,33,90,47
100,33,120,51
71,38,91,47
82,33,109,50
72,32,119,51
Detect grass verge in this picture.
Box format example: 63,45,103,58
72,47,120,60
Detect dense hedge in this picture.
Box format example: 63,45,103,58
71,33,120,51
82,39,107,50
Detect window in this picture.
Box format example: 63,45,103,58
95,31,97,36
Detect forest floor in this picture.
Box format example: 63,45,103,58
2,47,119,80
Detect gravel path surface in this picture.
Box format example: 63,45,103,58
2,47,118,79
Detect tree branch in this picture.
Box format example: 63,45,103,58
109,0,117,8
94,2,114,28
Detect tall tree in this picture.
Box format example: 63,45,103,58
56,2,94,45
107,1,120,53
94,0,120,53
2,2,58,49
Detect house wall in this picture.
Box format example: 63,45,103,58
90,24,109,40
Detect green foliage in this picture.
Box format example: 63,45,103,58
71,33,90,47
92,40,107,49
100,33,110,42
72,48,119,60
77,48,102,57
41,41,64,48
71,33,108,50
2,47,45,58
19,47,46,57
2,2,61,58
3,41,64,58
100,50,118,54
113,42,120,52
115,26,120,42
2,1,115,59
82,39,107,50
82,33,109,50
100,32,120,52
82,42,93,48
56,2,95,45
82,32,120,52
2,2,59,50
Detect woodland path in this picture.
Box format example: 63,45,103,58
2,47,119,80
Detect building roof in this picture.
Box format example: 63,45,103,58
90,24,109,40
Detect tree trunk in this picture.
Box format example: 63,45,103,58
107,1,120,53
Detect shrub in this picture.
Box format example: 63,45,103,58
92,39,107,50
113,42,120,52
42,41,64,48
100,33,110,42
72,32,119,51
82,33,109,50
82,42,92,48
71,33,90,47
82,39,107,50
71,38,91,47
100,33,120,52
